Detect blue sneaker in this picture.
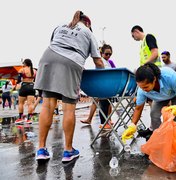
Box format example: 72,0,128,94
36,148,50,161
62,148,80,163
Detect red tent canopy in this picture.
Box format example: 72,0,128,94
0,65,22,79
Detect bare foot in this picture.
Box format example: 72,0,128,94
80,120,91,125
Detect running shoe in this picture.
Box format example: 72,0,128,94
15,118,24,124
36,148,50,161
138,128,153,141
110,121,114,125
25,119,32,124
138,128,153,138
99,124,111,130
62,148,80,163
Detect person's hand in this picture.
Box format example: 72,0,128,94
122,123,137,143
165,105,176,116
15,84,21,90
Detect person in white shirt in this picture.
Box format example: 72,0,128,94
2,81,12,110
81,44,116,129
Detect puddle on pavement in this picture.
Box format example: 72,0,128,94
0,116,38,144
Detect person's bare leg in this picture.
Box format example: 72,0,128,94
80,102,97,124
33,96,42,113
108,104,113,124
27,95,35,114
18,96,26,115
39,97,57,148
62,102,76,151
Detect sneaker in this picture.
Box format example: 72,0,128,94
25,119,32,124
15,118,24,124
36,148,50,161
53,114,60,120
104,124,111,130
99,124,111,130
109,120,114,125
138,128,153,138
145,134,152,141
62,148,80,163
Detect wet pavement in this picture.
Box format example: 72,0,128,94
0,102,176,180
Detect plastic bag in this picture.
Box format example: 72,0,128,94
141,106,176,172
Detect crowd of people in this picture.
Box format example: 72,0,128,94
1,10,176,165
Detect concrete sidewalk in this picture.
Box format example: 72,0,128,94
0,103,176,179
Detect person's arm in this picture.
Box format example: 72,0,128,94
33,69,37,82
145,34,159,63
33,90,42,112
33,97,42,110
121,103,144,143
9,84,13,92
121,87,146,142
146,48,159,63
1,85,4,93
93,57,104,68
17,68,23,84
88,32,104,69
13,68,23,91
132,89,146,124
108,59,116,68
132,103,145,124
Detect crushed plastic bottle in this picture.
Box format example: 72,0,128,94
137,124,145,131
95,152,99,155
109,156,119,169
26,132,36,139
124,144,131,152
109,135,115,142
31,116,38,123
109,167,120,176
124,144,131,159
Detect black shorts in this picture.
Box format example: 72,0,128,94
146,97,153,103
19,82,35,97
42,90,78,104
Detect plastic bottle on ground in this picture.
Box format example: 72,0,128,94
123,141,131,159
109,156,119,169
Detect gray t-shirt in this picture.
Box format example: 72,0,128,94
49,22,101,67
163,63,176,71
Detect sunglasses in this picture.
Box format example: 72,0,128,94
104,53,112,56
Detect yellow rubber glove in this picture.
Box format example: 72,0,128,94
165,105,176,116
122,123,137,143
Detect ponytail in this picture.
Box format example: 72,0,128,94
23,59,34,77
5,81,9,89
30,63,34,77
68,10,82,29
68,10,91,31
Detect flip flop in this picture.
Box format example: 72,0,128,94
80,120,91,125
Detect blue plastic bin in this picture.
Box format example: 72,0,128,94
80,68,135,98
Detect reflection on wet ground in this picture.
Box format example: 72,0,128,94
0,114,38,144
0,104,176,179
